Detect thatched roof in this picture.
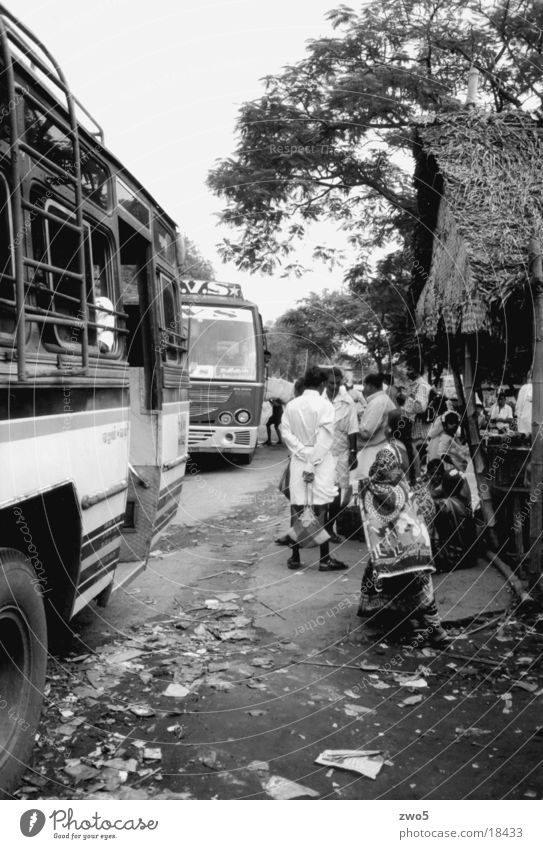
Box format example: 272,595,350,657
414,108,543,339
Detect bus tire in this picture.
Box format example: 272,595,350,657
234,451,254,466
0,548,47,799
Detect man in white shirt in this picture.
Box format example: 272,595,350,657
489,392,514,424
281,366,346,571
94,281,115,353
353,372,396,479
516,371,532,437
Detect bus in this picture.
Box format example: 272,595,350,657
181,279,267,465
0,5,189,795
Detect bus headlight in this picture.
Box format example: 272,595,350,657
235,409,251,424
218,412,233,425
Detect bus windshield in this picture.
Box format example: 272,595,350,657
186,304,257,381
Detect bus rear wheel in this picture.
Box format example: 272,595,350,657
0,549,47,798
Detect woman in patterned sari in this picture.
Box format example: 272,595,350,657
357,449,450,648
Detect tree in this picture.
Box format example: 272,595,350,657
208,0,543,275
181,237,215,281
275,280,409,372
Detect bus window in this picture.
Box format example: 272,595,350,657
153,221,176,266
24,101,74,173
43,204,88,345
116,178,150,229
187,305,257,381
159,274,182,362
87,228,116,354
0,174,14,336
81,154,111,211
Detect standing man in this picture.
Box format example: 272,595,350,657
516,370,532,437
404,365,432,471
323,367,359,542
265,398,284,445
281,366,346,571
353,372,396,479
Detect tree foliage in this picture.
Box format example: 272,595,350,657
181,237,215,281
208,0,543,274
275,266,410,373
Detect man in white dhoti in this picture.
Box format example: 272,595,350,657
281,366,346,571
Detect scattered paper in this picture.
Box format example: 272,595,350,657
501,693,513,714
398,694,424,707
394,675,428,689
315,750,384,779
128,704,156,717
163,683,190,698
63,761,99,783
263,775,319,800
343,703,375,718
143,748,162,761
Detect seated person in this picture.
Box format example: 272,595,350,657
94,281,115,353
489,392,513,426
437,411,470,472
432,467,476,572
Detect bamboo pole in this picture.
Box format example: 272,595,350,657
528,236,543,596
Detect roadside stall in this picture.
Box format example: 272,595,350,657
412,101,543,591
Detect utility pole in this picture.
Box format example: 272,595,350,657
528,234,543,597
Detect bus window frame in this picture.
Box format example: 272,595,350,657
85,223,120,358
0,171,17,345
157,271,183,364
115,177,151,232
153,219,176,267
187,302,259,382
80,147,112,214
43,199,120,357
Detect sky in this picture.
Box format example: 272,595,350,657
15,0,354,322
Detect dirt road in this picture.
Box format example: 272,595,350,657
18,446,543,801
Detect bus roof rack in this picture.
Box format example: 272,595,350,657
0,4,104,142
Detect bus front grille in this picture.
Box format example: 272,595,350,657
234,430,251,445
188,428,214,445
190,403,218,418
189,386,232,404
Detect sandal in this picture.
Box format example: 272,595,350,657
318,556,348,572
287,557,303,570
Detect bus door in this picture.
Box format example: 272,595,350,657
116,219,161,578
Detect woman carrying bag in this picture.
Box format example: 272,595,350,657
357,449,450,647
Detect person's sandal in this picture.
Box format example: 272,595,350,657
328,533,344,544
427,627,452,648
287,556,303,570
318,556,348,572
275,534,292,546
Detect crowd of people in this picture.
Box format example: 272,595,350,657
271,365,483,649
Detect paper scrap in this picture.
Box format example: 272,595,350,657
315,749,384,779
263,775,319,800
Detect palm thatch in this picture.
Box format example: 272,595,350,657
414,108,543,339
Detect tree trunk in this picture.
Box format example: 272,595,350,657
528,236,543,597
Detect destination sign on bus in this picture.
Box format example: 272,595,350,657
180,279,244,298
